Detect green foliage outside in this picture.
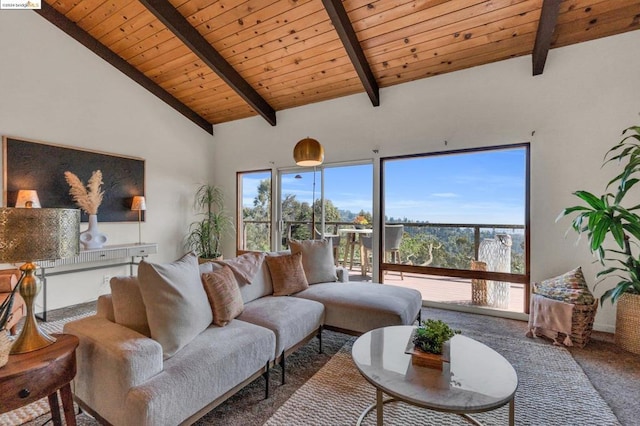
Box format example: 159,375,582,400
242,178,525,272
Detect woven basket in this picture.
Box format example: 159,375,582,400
0,330,11,368
556,300,598,348
470,260,487,305
614,293,640,354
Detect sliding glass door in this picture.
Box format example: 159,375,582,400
277,163,373,273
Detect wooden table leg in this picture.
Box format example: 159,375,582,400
47,392,62,426
376,388,383,426
60,383,77,426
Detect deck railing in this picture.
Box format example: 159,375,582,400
241,220,525,269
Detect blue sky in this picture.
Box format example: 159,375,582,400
243,147,526,225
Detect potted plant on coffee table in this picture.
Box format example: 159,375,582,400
185,184,234,263
558,125,640,354
409,319,461,370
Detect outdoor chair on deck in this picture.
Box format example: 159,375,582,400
314,229,341,266
362,225,405,280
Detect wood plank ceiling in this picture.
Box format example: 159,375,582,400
36,0,640,134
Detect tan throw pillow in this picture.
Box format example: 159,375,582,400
290,239,338,284
137,252,213,359
202,266,244,326
110,276,151,337
265,252,309,296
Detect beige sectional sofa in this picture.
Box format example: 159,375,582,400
64,243,421,426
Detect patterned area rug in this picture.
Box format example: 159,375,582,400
265,332,621,426
0,312,95,426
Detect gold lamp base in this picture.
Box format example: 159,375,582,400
10,262,56,354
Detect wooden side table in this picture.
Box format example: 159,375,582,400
0,334,79,426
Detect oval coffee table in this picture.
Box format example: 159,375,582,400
352,325,518,426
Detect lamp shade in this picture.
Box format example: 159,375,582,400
0,208,80,263
293,137,324,166
15,190,41,208
131,196,146,211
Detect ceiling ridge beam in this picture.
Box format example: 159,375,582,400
322,0,380,107
532,0,562,76
34,4,213,135
138,0,276,126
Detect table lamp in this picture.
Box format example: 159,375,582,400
0,208,80,354
131,196,146,244
15,190,41,208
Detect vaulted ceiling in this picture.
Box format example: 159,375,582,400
36,0,640,134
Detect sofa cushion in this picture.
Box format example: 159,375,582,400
290,239,338,284
110,276,150,336
123,320,275,426
265,252,309,296
238,296,324,357
202,266,244,326
294,282,421,334
138,252,213,358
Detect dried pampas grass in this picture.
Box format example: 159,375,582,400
64,170,104,215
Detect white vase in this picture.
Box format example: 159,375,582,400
80,214,107,249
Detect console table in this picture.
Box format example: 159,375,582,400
37,243,157,321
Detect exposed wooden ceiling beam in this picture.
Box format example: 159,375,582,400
322,0,380,107
34,3,213,135
138,0,276,126
532,0,562,75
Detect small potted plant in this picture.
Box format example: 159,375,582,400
353,215,369,229
410,319,461,370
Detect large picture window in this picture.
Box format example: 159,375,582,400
381,144,530,313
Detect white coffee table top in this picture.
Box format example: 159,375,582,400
351,325,518,414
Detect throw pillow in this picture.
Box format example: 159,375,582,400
265,252,309,296
201,266,244,326
137,252,213,358
214,251,266,285
534,267,596,305
110,276,151,337
289,239,338,284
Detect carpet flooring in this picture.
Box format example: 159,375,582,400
6,302,639,426
264,334,618,425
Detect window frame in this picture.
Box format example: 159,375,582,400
379,143,531,311
236,169,273,254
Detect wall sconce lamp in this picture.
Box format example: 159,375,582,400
15,190,41,208
131,196,146,244
0,208,80,353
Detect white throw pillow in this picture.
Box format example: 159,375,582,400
289,239,338,284
138,252,213,358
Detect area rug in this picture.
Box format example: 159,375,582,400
264,332,621,426
0,312,95,426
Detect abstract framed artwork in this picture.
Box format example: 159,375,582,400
2,136,145,222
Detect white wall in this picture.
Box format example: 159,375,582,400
211,30,640,332
0,11,214,310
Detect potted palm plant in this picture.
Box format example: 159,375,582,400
558,125,640,354
185,184,234,262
